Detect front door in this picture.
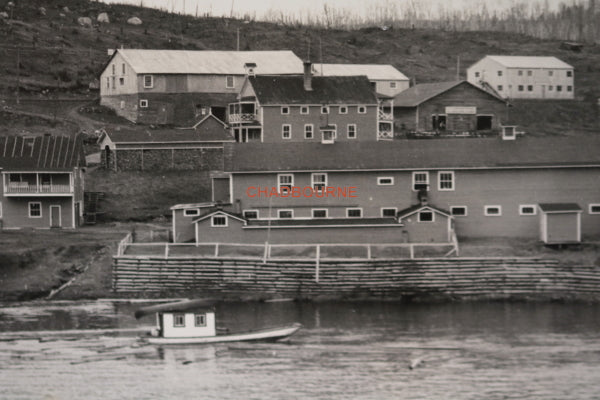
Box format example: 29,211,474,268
50,205,61,228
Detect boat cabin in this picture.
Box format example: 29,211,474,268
156,309,216,338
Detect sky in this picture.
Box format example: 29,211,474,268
101,0,579,21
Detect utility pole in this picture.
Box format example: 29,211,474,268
16,46,20,105
456,56,460,81
236,27,240,51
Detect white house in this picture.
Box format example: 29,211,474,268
466,56,574,100
312,63,410,97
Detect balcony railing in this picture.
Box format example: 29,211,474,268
228,113,259,124
378,109,393,121
5,183,73,194
378,130,394,140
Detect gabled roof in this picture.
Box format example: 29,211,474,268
170,202,216,211
246,218,399,227
248,75,378,105
485,55,573,69
538,203,582,213
192,209,247,225
397,204,452,220
0,135,86,171
312,63,409,81
112,49,303,75
393,80,505,107
103,118,234,145
223,137,600,173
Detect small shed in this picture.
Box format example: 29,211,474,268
397,204,454,243
538,203,582,244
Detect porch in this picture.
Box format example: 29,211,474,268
3,172,74,196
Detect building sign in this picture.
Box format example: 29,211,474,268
445,106,476,114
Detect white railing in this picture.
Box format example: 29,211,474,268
228,113,258,124
116,232,133,256
378,109,393,120
5,183,73,194
378,130,394,140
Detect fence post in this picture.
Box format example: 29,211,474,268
409,244,414,259
367,244,371,259
164,243,169,259
214,243,220,258
263,242,268,263
315,245,320,283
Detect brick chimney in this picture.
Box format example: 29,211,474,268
303,61,313,91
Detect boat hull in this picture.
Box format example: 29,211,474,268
146,323,301,345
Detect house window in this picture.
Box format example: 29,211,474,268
589,204,600,214
119,77,124,86
194,314,206,327
518,70,523,76
557,85,562,92
226,75,235,88
281,106,290,115
143,75,153,88
339,105,348,114
173,314,185,327
300,106,309,115
527,85,533,92
450,206,467,217
183,209,199,217
567,86,572,92
321,106,329,114
358,106,367,114
106,77,110,89
377,177,394,186
475,72,480,78
282,124,291,139
438,171,454,191
497,70,502,76
112,64,116,75
312,209,328,218
519,205,537,216
211,215,228,227
418,211,434,222
412,172,429,191
243,210,258,219
497,85,503,91
548,70,553,76
311,173,327,191
518,85,524,92
122,63,126,74
381,208,397,218
278,209,293,219
390,82,397,88
111,76,116,89
548,85,553,91
304,124,314,139
346,208,362,218
567,70,572,77
484,206,502,216
277,174,294,192
29,202,42,218
347,124,356,139
140,99,148,108
527,70,532,76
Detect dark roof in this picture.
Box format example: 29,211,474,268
223,137,600,172
247,217,398,227
0,135,86,171
397,204,451,219
393,81,505,107
539,203,582,212
248,75,378,105
105,116,234,144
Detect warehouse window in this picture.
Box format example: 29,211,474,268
438,171,454,191
412,172,429,191
143,75,153,88
519,205,537,216
484,206,502,216
450,206,467,217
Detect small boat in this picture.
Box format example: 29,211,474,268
136,299,302,345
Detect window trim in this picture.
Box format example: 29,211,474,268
277,174,294,192
519,204,537,216
346,208,363,218
225,75,235,88
412,171,429,192
28,202,42,218
173,313,185,327
347,124,357,139
484,205,502,216
211,215,228,227
312,208,328,218
377,177,394,186
282,124,292,139
588,204,600,214
450,206,468,217
304,124,314,139
194,313,206,327
139,99,148,108
390,82,397,88
311,173,327,191
183,209,200,217
243,210,259,219
300,106,309,115
143,75,153,88
418,210,435,223
357,105,367,114
321,105,330,114
381,207,397,218
281,106,290,115
339,105,348,114
278,209,294,219
438,171,455,191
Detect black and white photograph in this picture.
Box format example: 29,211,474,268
0,0,599,398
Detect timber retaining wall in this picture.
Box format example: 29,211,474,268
112,257,600,300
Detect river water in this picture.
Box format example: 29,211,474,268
1,300,599,400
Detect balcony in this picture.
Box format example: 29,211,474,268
228,113,259,124
378,129,394,140
378,109,393,121
4,182,73,196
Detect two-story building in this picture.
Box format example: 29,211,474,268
99,49,304,125
467,56,574,99
172,137,600,246
0,135,86,229
227,62,394,142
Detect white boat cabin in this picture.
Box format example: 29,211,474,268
157,310,216,338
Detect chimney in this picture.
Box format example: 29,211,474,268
244,62,257,77
303,61,313,91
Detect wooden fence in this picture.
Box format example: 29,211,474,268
112,256,600,300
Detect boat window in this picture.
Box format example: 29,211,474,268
173,313,185,327
195,314,206,327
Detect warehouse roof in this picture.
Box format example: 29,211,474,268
312,63,409,81
0,135,85,171
484,56,573,69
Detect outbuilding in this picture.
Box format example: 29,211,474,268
538,203,582,244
